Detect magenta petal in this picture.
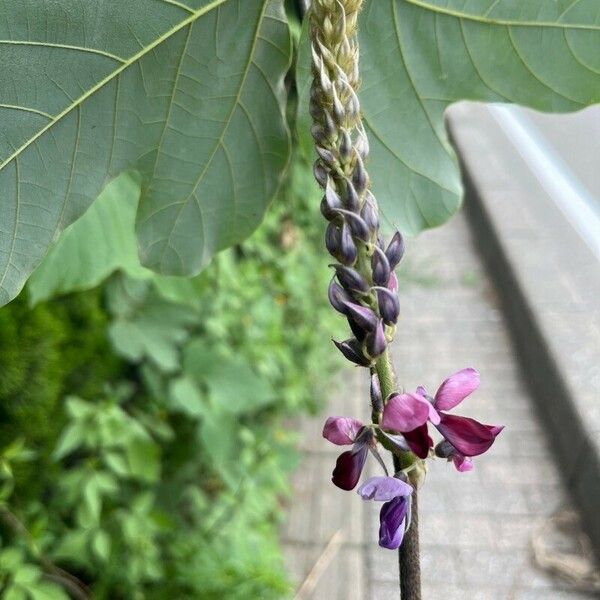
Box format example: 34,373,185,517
323,416,364,445
452,454,474,472
332,446,368,490
436,413,500,457
403,424,433,459
381,393,430,433
357,476,412,501
434,368,480,411
426,402,441,425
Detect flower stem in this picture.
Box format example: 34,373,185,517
376,352,422,599
392,464,423,600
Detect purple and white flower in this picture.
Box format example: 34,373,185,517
357,476,413,549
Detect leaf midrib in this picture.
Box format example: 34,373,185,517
0,0,230,172
405,0,600,30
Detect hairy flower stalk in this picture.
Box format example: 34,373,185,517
309,1,502,598
309,0,400,377
309,0,421,593
309,1,408,462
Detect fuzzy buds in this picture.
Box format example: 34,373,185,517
333,338,370,366
328,280,353,315
371,247,391,287
331,264,370,294
366,320,387,358
340,222,357,265
375,287,400,325
385,232,405,270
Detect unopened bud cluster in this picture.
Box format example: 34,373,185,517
310,0,404,367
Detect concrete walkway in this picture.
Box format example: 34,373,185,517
282,211,594,599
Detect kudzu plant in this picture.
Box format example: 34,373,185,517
0,0,598,596
308,1,503,595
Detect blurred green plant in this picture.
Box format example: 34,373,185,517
0,158,342,598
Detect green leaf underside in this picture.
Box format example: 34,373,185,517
0,0,291,306
27,172,148,305
298,0,600,235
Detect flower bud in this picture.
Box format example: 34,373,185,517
385,232,405,269
328,280,352,315
435,440,455,459
331,264,370,294
344,302,379,331
347,316,366,342
370,373,383,413
333,338,370,366
316,146,335,167
365,320,387,358
346,91,360,121
339,130,353,162
309,96,320,120
376,287,400,325
332,209,369,241
311,124,328,147
325,223,341,257
322,109,336,139
314,161,328,187
388,271,399,293
344,180,360,213
339,222,357,265
321,179,343,220
371,246,391,287
352,154,368,194
331,87,345,124
355,127,370,159
360,193,379,236
319,61,333,95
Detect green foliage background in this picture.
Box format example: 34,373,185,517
0,159,342,599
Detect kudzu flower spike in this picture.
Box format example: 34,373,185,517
310,0,503,554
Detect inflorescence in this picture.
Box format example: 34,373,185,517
309,0,503,550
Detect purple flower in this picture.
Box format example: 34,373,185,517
422,368,504,464
434,440,474,472
379,369,502,463
357,476,413,549
323,416,363,445
323,417,372,490
380,392,439,458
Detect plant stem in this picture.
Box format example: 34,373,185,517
376,352,422,600
393,454,422,600
374,350,396,400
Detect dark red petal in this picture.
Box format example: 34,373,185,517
403,424,433,459
331,446,368,491
436,413,501,457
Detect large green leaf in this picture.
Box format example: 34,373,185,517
0,0,291,306
27,171,148,305
298,0,600,234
